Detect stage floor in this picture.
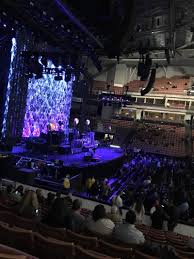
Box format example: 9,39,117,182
0,146,124,187
11,146,124,168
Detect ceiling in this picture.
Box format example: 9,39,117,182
0,0,194,62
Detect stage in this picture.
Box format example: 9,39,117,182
0,146,124,187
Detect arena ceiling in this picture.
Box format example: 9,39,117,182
0,0,194,64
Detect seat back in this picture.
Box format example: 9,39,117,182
14,216,37,231
98,240,133,259
67,230,98,249
34,232,75,259
0,244,38,259
38,223,66,241
135,250,159,259
75,245,120,259
0,253,27,259
0,223,34,255
9,227,34,255
0,211,15,227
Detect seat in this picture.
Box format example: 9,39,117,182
0,212,15,227
14,216,37,231
67,230,98,249
176,249,194,258
38,223,66,241
8,227,34,255
98,240,133,259
34,232,75,259
0,253,27,259
75,246,120,259
0,244,37,259
134,250,159,259
0,223,34,255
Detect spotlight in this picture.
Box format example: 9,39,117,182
74,118,79,125
86,119,90,126
41,56,47,67
54,74,62,81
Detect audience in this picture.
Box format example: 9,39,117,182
113,210,145,245
86,205,115,236
107,205,123,224
71,199,85,232
18,190,40,219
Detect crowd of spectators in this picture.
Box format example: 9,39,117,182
84,150,194,229
1,180,194,258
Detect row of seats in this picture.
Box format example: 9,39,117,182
0,244,37,259
92,77,190,96
0,208,192,258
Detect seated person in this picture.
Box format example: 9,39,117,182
41,192,55,219
71,199,85,232
43,198,71,229
113,209,145,245
107,205,123,224
86,204,115,236
18,190,40,219
36,189,45,205
131,198,145,224
12,185,24,202
151,206,169,230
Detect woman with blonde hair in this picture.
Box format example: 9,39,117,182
19,190,39,219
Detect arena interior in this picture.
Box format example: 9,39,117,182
0,0,194,258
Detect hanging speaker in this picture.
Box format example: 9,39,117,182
137,62,145,77
140,69,156,96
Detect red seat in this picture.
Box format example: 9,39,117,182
98,240,133,259
38,223,66,241
34,232,75,259
67,230,98,249
75,245,120,259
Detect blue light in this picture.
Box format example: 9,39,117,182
2,37,17,137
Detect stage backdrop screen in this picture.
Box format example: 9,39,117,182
22,60,73,137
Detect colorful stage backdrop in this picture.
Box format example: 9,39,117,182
22,60,73,138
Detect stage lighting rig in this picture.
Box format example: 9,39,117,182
65,67,72,82
54,74,63,81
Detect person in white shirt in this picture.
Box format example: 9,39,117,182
113,209,145,245
112,191,123,214
107,205,123,224
131,198,145,224
86,204,115,236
